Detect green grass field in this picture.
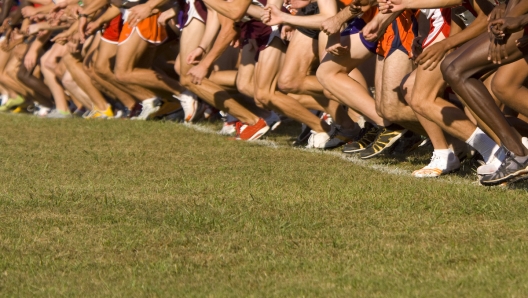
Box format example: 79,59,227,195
1,114,528,297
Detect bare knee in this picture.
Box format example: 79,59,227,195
254,88,273,107
114,69,129,84
277,75,302,94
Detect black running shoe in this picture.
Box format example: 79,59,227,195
480,150,528,186
342,122,377,154
360,127,407,159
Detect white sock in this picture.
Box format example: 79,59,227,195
434,148,453,161
466,128,499,163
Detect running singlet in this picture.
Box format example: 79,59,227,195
421,8,451,48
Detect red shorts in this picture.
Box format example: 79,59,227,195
238,20,281,61
101,14,123,44
377,10,418,58
119,11,167,45
178,0,207,28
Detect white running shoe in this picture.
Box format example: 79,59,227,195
413,151,460,178
176,90,202,123
477,146,507,176
306,126,335,149
219,113,238,136
132,97,162,120
265,111,282,131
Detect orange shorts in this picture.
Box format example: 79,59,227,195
376,10,418,58
118,11,167,45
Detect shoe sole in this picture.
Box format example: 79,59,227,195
480,168,528,186
412,167,460,178
360,130,407,159
342,146,368,154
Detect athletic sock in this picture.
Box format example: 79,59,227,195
434,148,453,161
465,127,499,163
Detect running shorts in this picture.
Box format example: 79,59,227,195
296,2,320,40
238,19,281,60
119,11,167,45
341,7,378,53
101,13,124,44
376,10,419,58
178,0,207,28
422,8,451,49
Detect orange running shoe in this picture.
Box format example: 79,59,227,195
235,118,270,141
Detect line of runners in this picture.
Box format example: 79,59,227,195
1,0,528,186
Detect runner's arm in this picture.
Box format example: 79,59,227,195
79,0,110,15
197,13,238,69
378,0,462,13
268,0,338,29
202,0,251,21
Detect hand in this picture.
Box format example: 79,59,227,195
186,63,209,85
24,49,38,70
78,14,89,43
51,30,71,43
126,3,153,28
281,24,294,41
488,36,508,65
361,18,382,41
326,42,349,56
262,5,284,26
27,23,43,35
22,6,38,18
186,47,205,65
321,15,342,35
85,20,101,36
416,40,448,70
68,32,81,53
517,35,528,48
158,8,176,25
487,2,506,23
489,17,525,38
377,0,404,14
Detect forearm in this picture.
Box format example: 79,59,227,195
145,0,167,10
0,0,13,23
282,0,337,29
443,12,487,49
28,31,50,52
506,0,528,17
81,0,110,15
203,0,250,21
397,0,462,9
92,4,120,24
200,16,237,68
198,7,220,51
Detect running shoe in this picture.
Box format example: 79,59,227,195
219,113,238,136
265,111,282,131
342,122,377,154
132,98,162,120
151,101,182,120
360,126,407,159
306,125,335,149
477,146,507,176
47,109,72,119
177,90,203,123
322,125,358,149
391,131,424,155
480,150,528,186
292,123,312,147
412,151,460,178
0,95,24,112
235,118,270,141
88,105,114,119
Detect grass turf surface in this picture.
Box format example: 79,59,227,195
1,114,528,296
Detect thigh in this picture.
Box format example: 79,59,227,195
382,50,412,98
95,40,118,70
254,38,286,92
115,30,150,72
278,30,317,83
179,18,206,76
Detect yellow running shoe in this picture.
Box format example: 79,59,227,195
87,105,114,119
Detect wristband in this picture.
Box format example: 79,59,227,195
197,45,206,53
78,13,89,18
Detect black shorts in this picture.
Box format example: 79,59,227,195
296,2,320,40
